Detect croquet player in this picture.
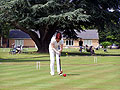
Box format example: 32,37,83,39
49,32,63,76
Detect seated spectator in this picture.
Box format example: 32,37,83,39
85,45,95,55
12,43,15,48
16,45,23,53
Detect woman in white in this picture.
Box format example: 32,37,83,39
49,33,63,76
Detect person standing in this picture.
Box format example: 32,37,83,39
79,38,83,53
49,32,64,76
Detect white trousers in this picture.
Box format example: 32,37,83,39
49,50,61,75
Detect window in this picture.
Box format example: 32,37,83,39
15,40,24,46
66,39,74,46
84,40,92,46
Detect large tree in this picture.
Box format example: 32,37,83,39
0,0,89,52
77,0,120,44
0,0,13,47
0,0,120,52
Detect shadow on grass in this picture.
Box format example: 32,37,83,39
0,59,50,62
66,74,80,76
0,56,50,62
62,52,120,56
0,51,120,62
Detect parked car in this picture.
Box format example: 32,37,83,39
108,44,119,49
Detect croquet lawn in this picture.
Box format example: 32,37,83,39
0,48,120,90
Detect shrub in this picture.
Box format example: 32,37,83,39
101,41,112,48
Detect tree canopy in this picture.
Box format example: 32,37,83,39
0,0,89,52
0,0,120,52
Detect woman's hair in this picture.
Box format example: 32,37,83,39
56,33,62,39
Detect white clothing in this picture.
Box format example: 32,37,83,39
49,37,64,51
49,37,63,75
49,50,61,75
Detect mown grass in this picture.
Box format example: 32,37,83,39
0,48,120,90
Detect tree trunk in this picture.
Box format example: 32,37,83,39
12,22,56,53
1,36,3,47
37,40,49,53
35,29,56,53
24,29,56,53
25,31,51,53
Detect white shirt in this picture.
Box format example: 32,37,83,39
49,37,64,51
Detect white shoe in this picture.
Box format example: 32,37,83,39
59,74,63,76
58,70,63,75
50,72,54,76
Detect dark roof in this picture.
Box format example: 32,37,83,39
9,30,31,39
9,29,99,39
76,30,99,39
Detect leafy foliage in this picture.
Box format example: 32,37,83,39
1,0,119,37
0,0,120,52
75,0,120,44
0,0,14,37
0,0,90,38
101,41,112,48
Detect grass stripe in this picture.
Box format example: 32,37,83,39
0,51,120,90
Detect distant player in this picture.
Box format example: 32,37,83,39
49,32,63,76
79,38,83,53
